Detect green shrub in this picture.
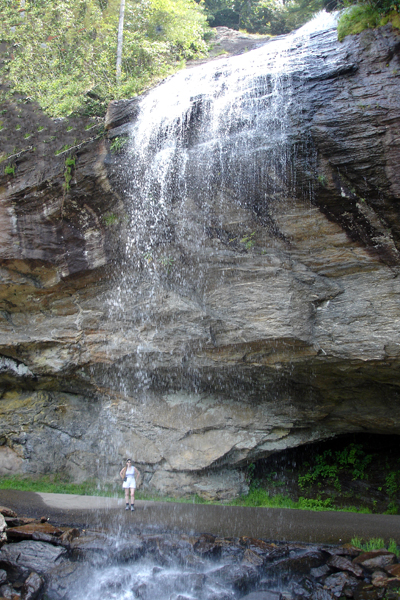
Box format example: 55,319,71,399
298,443,372,492
338,3,400,41
4,163,15,176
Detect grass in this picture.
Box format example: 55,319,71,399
351,536,400,558
0,475,118,497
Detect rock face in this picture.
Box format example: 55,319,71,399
0,21,400,498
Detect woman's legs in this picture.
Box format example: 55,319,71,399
130,487,135,509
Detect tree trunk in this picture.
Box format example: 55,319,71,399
116,0,126,84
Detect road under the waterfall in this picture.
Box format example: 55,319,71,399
0,490,398,544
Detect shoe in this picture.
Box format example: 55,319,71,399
125,503,129,510
131,505,135,511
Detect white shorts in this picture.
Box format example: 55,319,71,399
123,477,136,489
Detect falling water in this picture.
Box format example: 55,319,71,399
105,10,340,394
121,11,339,260
61,11,350,600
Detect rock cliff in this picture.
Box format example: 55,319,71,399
0,22,400,499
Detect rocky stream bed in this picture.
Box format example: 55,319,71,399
0,505,399,600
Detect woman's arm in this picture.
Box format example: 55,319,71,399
120,467,127,479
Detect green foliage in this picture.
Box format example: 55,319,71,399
64,155,76,191
56,142,76,156
337,1,400,41
240,232,256,250
205,0,340,35
385,470,400,497
0,0,209,117
103,212,118,226
298,443,372,491
160,255,175,273
297,496,334,511
4,163,15,176
110,135,129,153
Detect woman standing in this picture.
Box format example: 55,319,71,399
120,459,139,511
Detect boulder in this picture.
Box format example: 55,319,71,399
0,509,16,519
210,564,260,591
353,551,396,570
324,572,359,598
6,523,63,542
0,541,67,576
20,572,44,600
327,555,363,578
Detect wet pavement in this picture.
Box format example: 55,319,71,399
0,489,399,544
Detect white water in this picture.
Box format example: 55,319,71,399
117,11,338,261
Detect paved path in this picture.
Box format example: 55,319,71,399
0,489,399,544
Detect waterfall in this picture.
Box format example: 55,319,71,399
120,12,339,264
107,10,341,388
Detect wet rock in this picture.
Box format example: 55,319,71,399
243,549,265,567
207,593,235,600
353,582,386,600
310,564,331,579
385,564,400,577
194,534,222,558
0,582,20,599
20,572,44,600
45,561,90,600
180,553,205,569
371,571,389,587
291,582,311,599
0,540,67,577
312,586,336,600
353,551,396,571
70,531,143,563
174,573,206,592
0,516,6,547
6,523,63,542
324,572,359,598
272,549,326,576
241,592,282,600
0,509,16,519
210,563,260,591
327,555,363,578
219,539,245,563
322,546,360,558
240,538,276,554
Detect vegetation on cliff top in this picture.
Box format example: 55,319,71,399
0,0,209,117
337,0,400,40
1,0,399,118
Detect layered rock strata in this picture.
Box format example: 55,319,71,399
0,23,400,498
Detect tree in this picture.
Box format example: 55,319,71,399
116,0,125,83
0,0,208,116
